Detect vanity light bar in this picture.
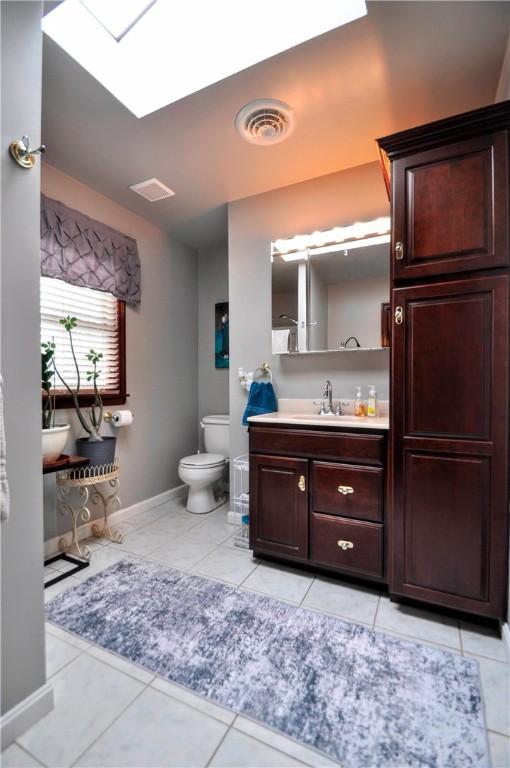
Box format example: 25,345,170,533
271,216,391,256
311,233,391,256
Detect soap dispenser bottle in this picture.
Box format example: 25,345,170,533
367,385,378,417
354,386,364,417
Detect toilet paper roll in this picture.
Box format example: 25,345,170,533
111,410,133,427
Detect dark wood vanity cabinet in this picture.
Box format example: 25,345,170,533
379,101,510,619
249,426,387,583
250,454,308,560
392,274,509,617
384,104,509,281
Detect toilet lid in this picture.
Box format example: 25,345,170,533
201,414,229,426
180,453,225,468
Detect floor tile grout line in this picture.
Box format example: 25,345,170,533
179,540,238,570
120,528,226,563
233,717,339,767
228,725,317,767
487,727,510,739
68,681,150,768
237,582,303,606
85,645,157,687
290,600,376,630
298,576,316,607
370,623,463,654
148,679,234,728
464,652,510,666
46,646,87,681
12,740,49,767
204,724,233,767
457,621,464,657
371,594,382,631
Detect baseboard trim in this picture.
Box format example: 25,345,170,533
44,484,187,559
1,682,54,750
501,621,510,654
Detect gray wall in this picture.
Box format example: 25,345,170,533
41,164,198,541
228,161,389,464
495,31,510,101
197,245,229,448
1,1,47,716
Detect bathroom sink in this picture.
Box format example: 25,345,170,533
296,413,361,421
247,411,389,430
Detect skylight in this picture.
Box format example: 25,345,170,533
79,0,157,42
42,0,367,118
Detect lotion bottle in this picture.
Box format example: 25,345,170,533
367,385,378,417
354,386,364,417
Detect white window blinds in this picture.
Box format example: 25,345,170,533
41,276,120,393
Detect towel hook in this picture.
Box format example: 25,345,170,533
254,363,272,382
9,135,46,169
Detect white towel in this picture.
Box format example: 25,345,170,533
0,375,9,521
272,329,290,354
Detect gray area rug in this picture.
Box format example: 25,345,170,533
46,559,488,767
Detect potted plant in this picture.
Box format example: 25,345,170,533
41,341,70,461
44,315,116,467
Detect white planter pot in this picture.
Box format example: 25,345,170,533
42,424,70,461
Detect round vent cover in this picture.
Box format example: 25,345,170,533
235,99,295,145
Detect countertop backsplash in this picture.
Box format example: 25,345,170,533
277,398,390,418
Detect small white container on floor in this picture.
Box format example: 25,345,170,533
233,454,250,548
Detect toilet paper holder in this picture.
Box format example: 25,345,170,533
104,410,133,426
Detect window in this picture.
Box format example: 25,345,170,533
40,276,126,407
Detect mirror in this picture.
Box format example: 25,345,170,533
271,233,390,354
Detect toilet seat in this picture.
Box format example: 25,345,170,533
179,453,225,469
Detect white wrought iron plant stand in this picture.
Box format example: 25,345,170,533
56,460,123,560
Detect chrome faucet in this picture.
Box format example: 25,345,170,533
313,380,344,416
323,380,333,414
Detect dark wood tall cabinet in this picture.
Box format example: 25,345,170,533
378,102,510,619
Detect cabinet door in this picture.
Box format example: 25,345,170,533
391,275,509,618
249,454,308,560
392,133,509,280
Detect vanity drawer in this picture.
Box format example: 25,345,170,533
310,513,384,579
249,427,385,466
312,462,383,522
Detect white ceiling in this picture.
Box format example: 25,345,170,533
41,1,510,251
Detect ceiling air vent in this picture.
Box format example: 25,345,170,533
129,178,175,202
235,99,295,146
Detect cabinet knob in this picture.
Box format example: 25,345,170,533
337,485,354,495
337,540,354,550
298,475,306,492
395,306,403,325
395,241,404,260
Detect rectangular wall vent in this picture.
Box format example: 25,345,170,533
129,178,175,202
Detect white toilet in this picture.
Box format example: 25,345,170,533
178,414,229,514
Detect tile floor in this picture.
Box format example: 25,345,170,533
3,496,509,768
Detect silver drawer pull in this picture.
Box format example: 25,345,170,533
338,485,354,495
337,540,354,551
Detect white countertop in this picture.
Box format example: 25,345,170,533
248,410,389,431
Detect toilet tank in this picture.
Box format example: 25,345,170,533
201,415,230,458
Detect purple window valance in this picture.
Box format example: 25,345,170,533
41,194,141,306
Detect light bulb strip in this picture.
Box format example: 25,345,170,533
271,216,391,256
